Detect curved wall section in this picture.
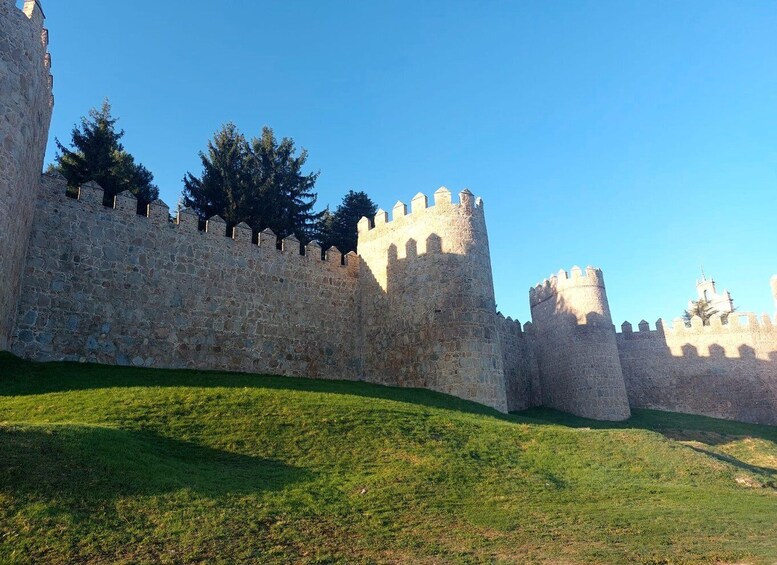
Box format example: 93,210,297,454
529,267,631,421
357,188,508,412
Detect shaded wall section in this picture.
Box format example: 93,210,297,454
497,314,541,412
618,315,777,426
0,0,53,349
529,267,631,421
12,175,360,379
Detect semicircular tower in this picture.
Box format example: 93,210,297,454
357,188,507,412
529,266,631,421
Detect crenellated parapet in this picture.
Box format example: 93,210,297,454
619,276,777,348
617,311,777,363
530,266,605,308
529,266,613,328
3,0,54,102
619,314,777,339
357,187,484,246
530,266,603,303
42,174,358,271
496,312,526,336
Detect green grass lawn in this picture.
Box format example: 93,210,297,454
1,352,776,564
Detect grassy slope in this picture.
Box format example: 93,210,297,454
0,353,776,564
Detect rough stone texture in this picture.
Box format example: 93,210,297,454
12,175,360,378
357,188,508,412
0,0,53,349
618,314,777,425
529,267,632,421
497,314,541,411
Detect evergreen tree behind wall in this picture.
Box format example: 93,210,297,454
317,190,377,255
182,124,321,243
52,100,159,212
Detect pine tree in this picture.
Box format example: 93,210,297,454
317,190,377,254
316,207,336,246
247,127,321,241
53,100,159,210
182,123,251,235
182,125,321,242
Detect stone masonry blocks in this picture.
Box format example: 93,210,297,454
0,0,53,348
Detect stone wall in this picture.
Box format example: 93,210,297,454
12,175,361,379
0,0,53,349
497,314,541,411
356,188,508,412
618,315,777,425
529,267,631,421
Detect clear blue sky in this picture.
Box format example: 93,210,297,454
38,0,777,325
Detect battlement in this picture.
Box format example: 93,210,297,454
5,1,53,90
618,313,777,339
357,187,484,236
21,0,44,22
496,312,525,335
4,0,45,25
529,266,604,307
44,174,358,271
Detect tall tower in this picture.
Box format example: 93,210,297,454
694,272,734,317
529,267,631,421
357,188,508,412
771,275,777,314
0,0,53,349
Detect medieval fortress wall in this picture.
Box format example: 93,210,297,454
0,0,53,349
13,174,361,379
617,315,777,425
2,1,777,424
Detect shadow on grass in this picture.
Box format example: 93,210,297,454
518,407,777,483
681,444,777,480
2,352,776,447
0,352,502,418
0,424,311,504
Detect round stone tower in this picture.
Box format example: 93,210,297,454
0,0,54,348
529,266,631,421
357,188,508,412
